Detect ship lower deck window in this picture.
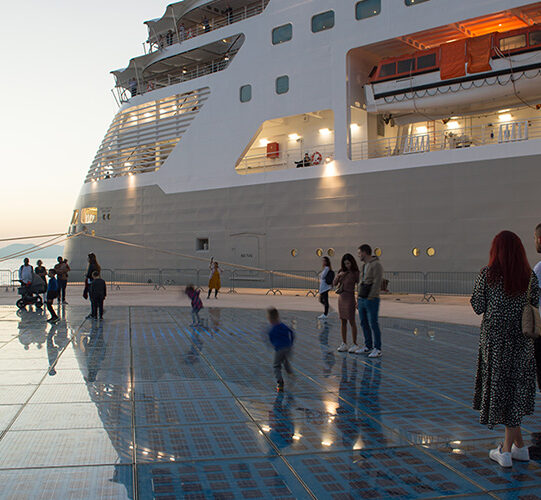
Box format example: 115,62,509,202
379,62,396,78
312,11,335,33
405,0,429,5
240,85,252,102
276,75,289,95
530,30,541,47
417,53,437,70
196,238,209,251
500,34,526,52
356,0,381,20
81,208,98,224
397,58,415,74
272,24,292,45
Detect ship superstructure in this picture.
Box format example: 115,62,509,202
65,0,541,273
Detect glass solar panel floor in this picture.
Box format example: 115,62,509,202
1,304,541,499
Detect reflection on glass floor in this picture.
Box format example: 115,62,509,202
0,304,540,499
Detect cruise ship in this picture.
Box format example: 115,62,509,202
64,0,541,274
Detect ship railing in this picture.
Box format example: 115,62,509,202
147,1,267,53
350,118,540,161
236,144,335,173
116,52,236,103
4,268,480,300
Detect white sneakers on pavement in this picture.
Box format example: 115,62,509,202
489,445,512,467
368,349,382,358
337,343,348,352
355,346,372,354
318,314,328,320
348,344,359,353
511,444,530,462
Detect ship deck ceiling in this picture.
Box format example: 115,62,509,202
183,0,261,24
363,3,541,58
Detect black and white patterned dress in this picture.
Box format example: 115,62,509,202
471,267,539,428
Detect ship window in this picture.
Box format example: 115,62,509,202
412,247,420,257
196,238,209,251
272,23,292,45
405,0,429,5
291,249,298,257
70,210,79,225
316,248,323,257
276,75,289,95
417,53,437,70
500,34,526,52
356,0,381,20
81,207,98,224
312,11,335,33
240,85,252,102
426,247,436,257
374,247,382,257
327,248,335,257
379,62,396,78
397,58,415,74
529,30,541,47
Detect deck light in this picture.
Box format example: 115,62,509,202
350,123,360,131
319,128,332,136
259,139,270,147
321,440,333,446
446,121,460,130
415,125,428,134
498,113,512,122
288,133,301,141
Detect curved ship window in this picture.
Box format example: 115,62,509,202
240,85,252,103
405,0,429,5
379,62,396,78
272,23,292,45
80,207,98,224
356,0,381,20
426,247,436,257
397,58,415,74
276,75,289,95
374,248,382,257
327,248,335,257
312,10,335,33
417,53,437,70
529,30,541,47
412,248,420,257
291,249,298,257
499,34,526,52
316,248,323,257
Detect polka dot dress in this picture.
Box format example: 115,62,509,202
471,267,539,429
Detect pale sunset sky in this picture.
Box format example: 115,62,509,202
0,1,165,239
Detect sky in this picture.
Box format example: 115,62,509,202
0,1,165,239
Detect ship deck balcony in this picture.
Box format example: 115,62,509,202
351,116,541,161
147,0,269,53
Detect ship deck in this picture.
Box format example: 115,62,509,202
1,304,540,499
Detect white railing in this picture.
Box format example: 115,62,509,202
351,119,539,161
236,144,335,174
147,1,267,53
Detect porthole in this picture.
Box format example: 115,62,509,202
426,247,436,257
316,248,323,257
291,249,298,257
239,84,252,103
276,75,289,95
374,247,382,257
412,247,420,257
327,248,335,257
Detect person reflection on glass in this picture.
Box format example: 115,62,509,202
46,323,69,376
319,322,335,377
335,357,360,449
84,323,106,383
268,391,295,450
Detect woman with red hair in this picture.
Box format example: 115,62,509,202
471,230,539,467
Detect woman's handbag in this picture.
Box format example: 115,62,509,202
522,283,541,339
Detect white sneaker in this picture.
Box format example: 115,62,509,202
348,344,359,353
355,346,372,355
511,444,530,462
489,445,512,467
337,343,348,352
368,349,382,358
317,314,328,320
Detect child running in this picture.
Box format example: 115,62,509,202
46,269,59,323
185,285,203,326
267,307,295,392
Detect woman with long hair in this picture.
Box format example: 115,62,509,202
318,257,333,320
471,230,539,467
84,253,101,302
333,253,360,352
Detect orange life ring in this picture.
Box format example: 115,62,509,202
311,152,323,165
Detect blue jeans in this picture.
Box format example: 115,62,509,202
358,298,382,350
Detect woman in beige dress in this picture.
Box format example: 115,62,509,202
333,253,360,353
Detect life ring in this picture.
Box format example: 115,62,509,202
311,152,323,165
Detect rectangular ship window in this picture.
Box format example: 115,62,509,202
312,11,335,33
379,62,396,78
405,0,430,5
196,238,209,251
530,30,541,47
272,24,292,45
397,58,415,74
356,0,381,20
240,85,252,102
500,34,526,52
81,207,98,224
417,53,437,70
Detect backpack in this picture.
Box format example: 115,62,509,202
325,270,335,285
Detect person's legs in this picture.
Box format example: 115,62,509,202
47,299,58,320
191,310,197,324
283,348,293,375
273,349,285,383
90,300,97,318
349,318,358,345
358,299,373,349
321,291,329,316
98,299,104,319
59,280,67,302
215,289,218,298
367,298,382,350
207,289,211,299
340,319,348,343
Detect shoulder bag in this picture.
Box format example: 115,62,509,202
522,281,541,339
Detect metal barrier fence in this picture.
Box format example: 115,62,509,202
3,268,480,299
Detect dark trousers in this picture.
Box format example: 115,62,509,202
207,289,218,299
57,279,67,302
273,347,292,383
91,298,104,318
358,298,382,350
320,291,329,315
46,292,58,320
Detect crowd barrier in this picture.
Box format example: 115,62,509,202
3,268,480,300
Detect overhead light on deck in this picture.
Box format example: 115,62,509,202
446,121,460,130
498,113,512,122
259,138,270,147
288,133,301,141
319,128,332,136
415,125,428,134
350,123,360,131
498,109,511,113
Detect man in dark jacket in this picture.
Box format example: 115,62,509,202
89,271,107,320
267,307,295,391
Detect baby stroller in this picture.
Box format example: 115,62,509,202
16,273,46,309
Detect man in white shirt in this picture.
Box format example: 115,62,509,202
18,258,33,285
